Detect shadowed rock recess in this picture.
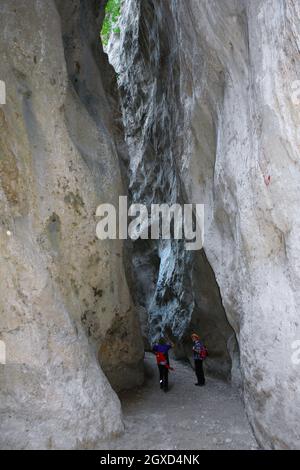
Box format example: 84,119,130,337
1,0,300,451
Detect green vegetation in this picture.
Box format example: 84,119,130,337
101,0,121,46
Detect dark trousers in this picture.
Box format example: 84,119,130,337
194,359,205,385
158,364,169,391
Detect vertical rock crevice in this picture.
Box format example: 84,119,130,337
107,0,235,382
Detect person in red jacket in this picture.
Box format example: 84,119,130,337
153,338,174,392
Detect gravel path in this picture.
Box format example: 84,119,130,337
98,353,258,450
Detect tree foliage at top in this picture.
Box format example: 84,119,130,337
101,0,121,46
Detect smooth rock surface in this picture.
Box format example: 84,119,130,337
0,0,143,449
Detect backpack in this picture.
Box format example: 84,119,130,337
155,351,167,366
155,351,174,370
194,341,208,360
199,345,208,360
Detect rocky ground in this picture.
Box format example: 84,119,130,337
98,353,258,450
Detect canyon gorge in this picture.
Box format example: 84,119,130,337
0,0,300,450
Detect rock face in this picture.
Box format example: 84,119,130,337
0,0,143,449
113,0,234,379
117,0,196,347
112,0,300,449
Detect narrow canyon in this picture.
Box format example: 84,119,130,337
0,0,300,450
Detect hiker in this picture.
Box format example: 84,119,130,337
153,338,174,392
191,333,207,386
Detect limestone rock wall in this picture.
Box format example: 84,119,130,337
113,0,300,449
177,0,300,449
0,0,143,449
